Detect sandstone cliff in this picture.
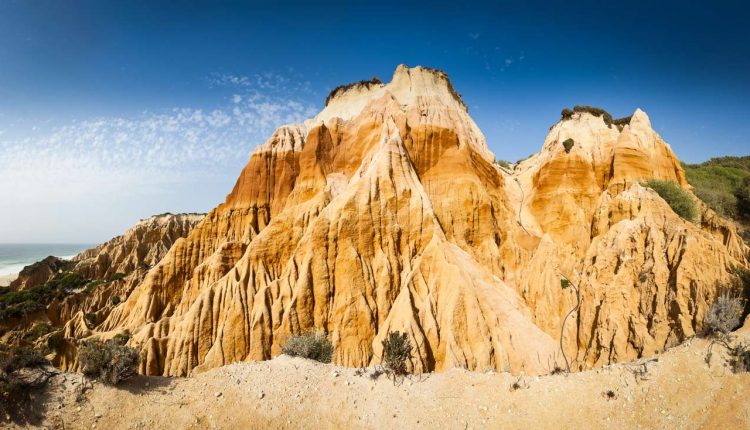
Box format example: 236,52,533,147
9,256,68,291
57,65,748,376
71,213,205,281
0,214,204,352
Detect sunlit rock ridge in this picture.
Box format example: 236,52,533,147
64,65,747,376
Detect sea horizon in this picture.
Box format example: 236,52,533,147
0,243,94,276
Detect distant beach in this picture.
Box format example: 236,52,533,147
0,244,93,286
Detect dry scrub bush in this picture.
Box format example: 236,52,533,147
728,343,750,373
78,338,140,385
0,346,54,421
282,331,333,364
382,331,412,376
704,292,745,336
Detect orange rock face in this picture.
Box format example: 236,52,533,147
73,65,746,376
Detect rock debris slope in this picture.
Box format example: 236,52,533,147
73,65,747,376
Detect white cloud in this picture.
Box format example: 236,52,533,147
0,72,318,243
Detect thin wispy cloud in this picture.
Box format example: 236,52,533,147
0,72,318,242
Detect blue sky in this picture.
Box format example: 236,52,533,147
1,0,748,243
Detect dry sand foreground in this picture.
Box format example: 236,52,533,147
9,336,750,430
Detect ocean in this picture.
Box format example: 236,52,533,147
0,244,94,276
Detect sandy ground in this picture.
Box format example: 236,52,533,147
6,336,750,430
0,273,17,287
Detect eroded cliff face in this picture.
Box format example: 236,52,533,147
72,213,205,281
0,214,203,355
60,65,747,376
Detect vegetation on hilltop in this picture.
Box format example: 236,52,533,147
683,156,750,222
559,105,632,129
324,77,382,106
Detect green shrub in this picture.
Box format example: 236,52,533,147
112,333,130,346
736,176,750,219
282,330,333,363
108,272,126,282
23,322,53,342
558,106,632,129
0,346,47,373
78,339,140,385
703,292,745,336
381,331,412,376
684,156,750,220
642,179,698,222
58,272,87,290
0,271,91,322
47,333,65,351
0,346,51,421
553,105,613,126
611,115,633,128
516,153,535,164
111,295,121,305
84,313,98,326
84,279,105,293
494,159,511,169
562,138,574,154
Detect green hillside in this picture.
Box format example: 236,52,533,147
683,156,750,221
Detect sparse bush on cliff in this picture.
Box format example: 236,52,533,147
78,339,140,385
23,322,52,342
562,138,574,154
47,333,64,351
0,346,54,421
558,105,633,129
494,159,511,169
111,295,121,305
381,331,412,376
611,115,633,128
574,105,613,126
112,332,130,345
108,272,126,282
703,292,745,336
0,271,92,322
282,331,333,363
643,179,698,222
84,313,98,326
325,77,382,106
735,176,750,220
728,343,750,373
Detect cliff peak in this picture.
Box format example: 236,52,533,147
316,64,467,122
